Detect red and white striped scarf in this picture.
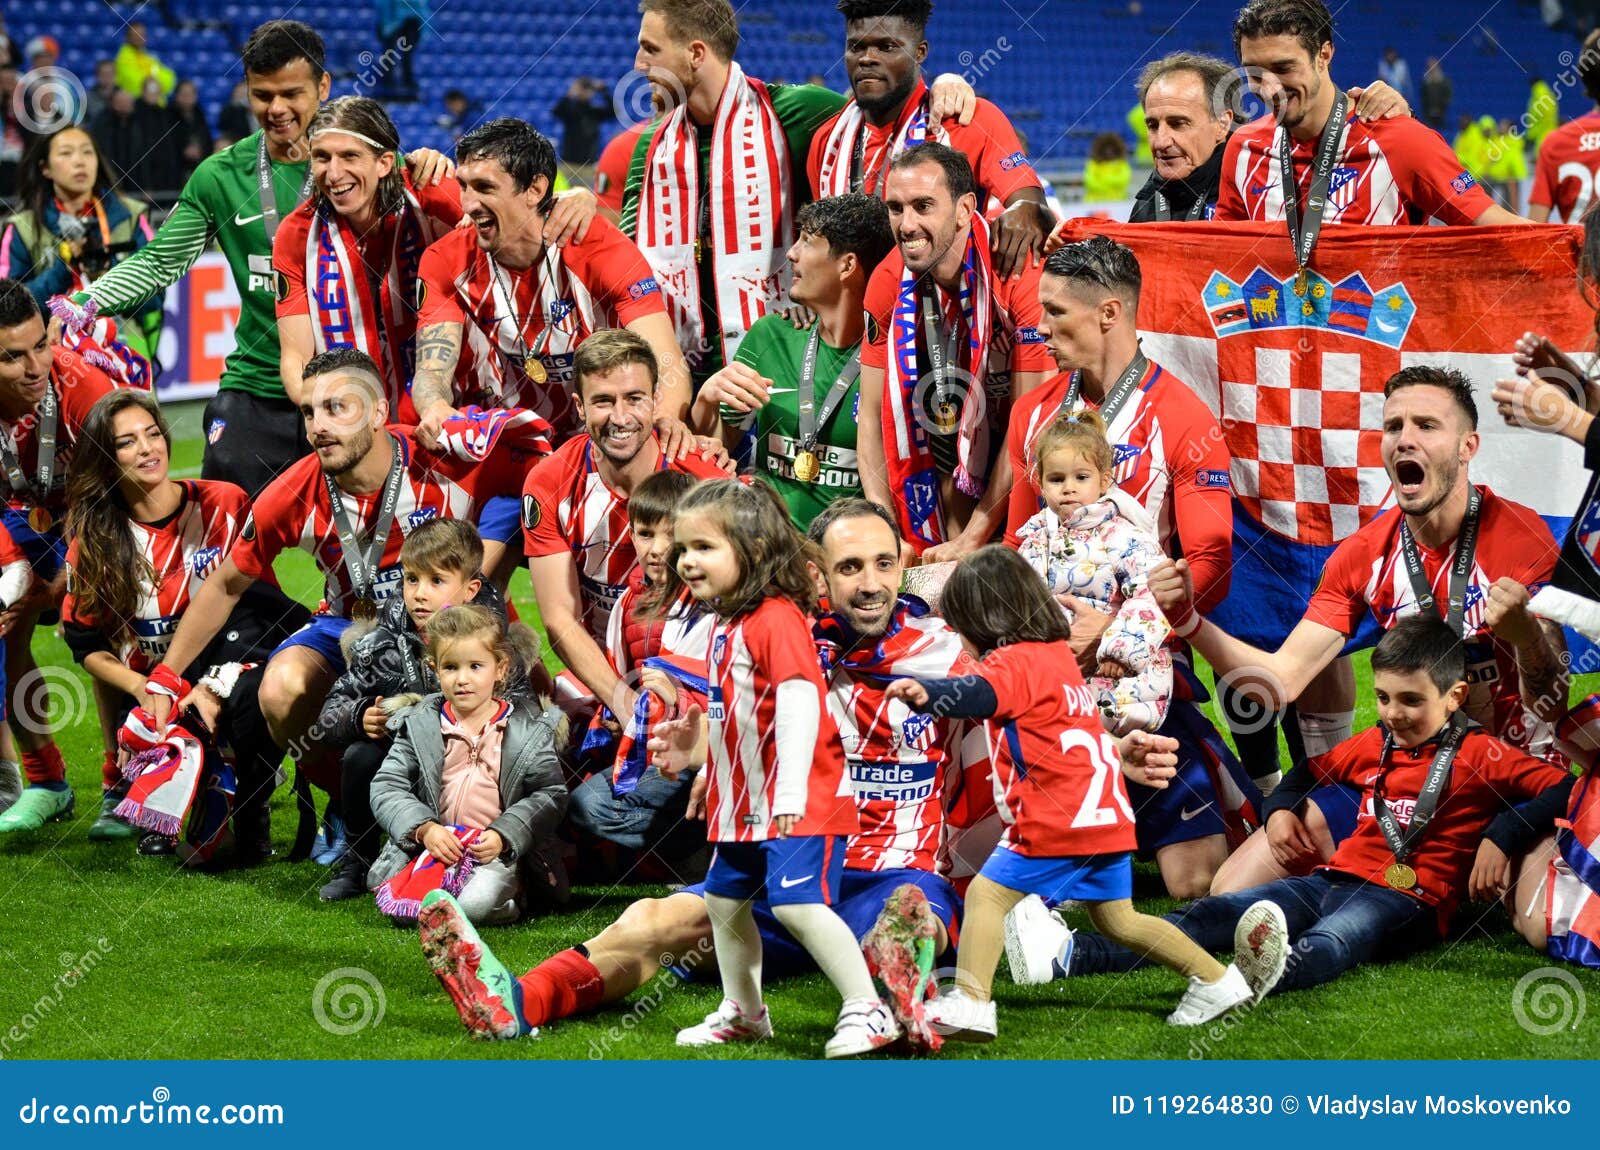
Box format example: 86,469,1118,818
814,80,947,198
881,214,999,552
307,175,449,419
636,61,792,366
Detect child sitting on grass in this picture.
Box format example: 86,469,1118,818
369,604,568,926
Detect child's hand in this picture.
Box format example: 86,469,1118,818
1117,729,1178,788
685,771,708,820
650,703,708,779
469,829,504,863
1095,659,1130,680
884,678,929,708
638,667,679,707
1469,838,1512,902
361,699,389,740
181,685,223,734
417,821,464,866
772,813,798,838
1265,810,1318,870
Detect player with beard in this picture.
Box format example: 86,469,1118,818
1147,367,1569,894
858,144,1051,560
521,330,727,719
809,0,1051,277
139,349,531,791
691,193,893,530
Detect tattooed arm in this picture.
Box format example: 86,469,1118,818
412,321,465,451
1486,577,1570,726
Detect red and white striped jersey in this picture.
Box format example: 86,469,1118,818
1215,113,1494,226
1305,485,1561,753
521,435,727,643
815,600,975,873
231,427,520,617
975,639,1137,858
1002,363,1234,611
704,595,859,844
415,219,666,442
605,569,716,680
1530,111,1600,223
3,347,119,518
63,480,250,671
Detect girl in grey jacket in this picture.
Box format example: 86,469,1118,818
370,605,569,925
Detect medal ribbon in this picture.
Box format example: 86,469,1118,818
796,322,862,454
1278,88,1348,281
323,435,406,609
1372,711,1466,865
257,134,316,246
488,250,558,365
1061,349,1148,430
919,285,961,424
0,381,58,505
1398,486,1481,636
1153,188,1207,222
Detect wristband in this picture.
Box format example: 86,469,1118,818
144,664,191,701
1168,606,1202,640
197,661,254,700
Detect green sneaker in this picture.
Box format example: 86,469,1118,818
0,786,74,833
417,889,533,1040
87,792,137,841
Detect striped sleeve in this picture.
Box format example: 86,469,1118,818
83,198,214,314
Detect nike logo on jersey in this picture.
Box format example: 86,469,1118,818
1179,802,1213,822
778,874,815,889
234,210,265,226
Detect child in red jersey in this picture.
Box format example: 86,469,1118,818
653,478,900,1059
885,545,1252,1041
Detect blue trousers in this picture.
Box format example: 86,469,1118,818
568,766,701,858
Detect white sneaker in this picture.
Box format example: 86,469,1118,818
1004,894,1073,985
925,987,998,1043
1234,899,1290,1001
1166,964,1253,1026
675,998,773,1047
0,759,21,815
824,997,901,1058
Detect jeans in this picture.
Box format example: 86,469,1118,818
1070,873,1438,992
568,766,699,858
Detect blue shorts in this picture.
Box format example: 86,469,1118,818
1308,782,1362,845
703,835,846,906
1126,698,1263,856
684,866,963,980
980,846,1133,902
477,495,523,544
269,613,352,675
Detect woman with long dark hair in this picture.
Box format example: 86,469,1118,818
62,389,309,854
0,125,161,361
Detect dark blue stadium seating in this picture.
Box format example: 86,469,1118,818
18,0,1585,170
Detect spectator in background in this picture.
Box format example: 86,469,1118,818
375,0,430,101
115,22,174,104
24,35,58,71
1420,57,1451,130
1453,113,1490,184
1083,131,1131,202
1527,75,1558,153
168,79,213,182
91,88,149,191
217,80,253,143
0,15,23,70
1489,117,1528,214
552,77,613,165
1125,102,1152,166
1377,46,1412,104
435,88,476,141
0,67,26,196
84,60,118,123
134,77,180,194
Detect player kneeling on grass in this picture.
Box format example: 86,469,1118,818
1005,614,1577,1001
369,604,568,926
884,545,1253,1039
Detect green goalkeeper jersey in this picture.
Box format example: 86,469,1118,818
84,130,309,400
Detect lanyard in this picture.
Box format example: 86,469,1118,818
0,381,57,503
1398,486,1481,636
1278,88,1348,286
919,287,959,414
257,134,315,246
322,435,405,606
796,323,862,452
1373,711,1466,865
1061,350,1148,430
487,250,557,361
1153,188,1207,221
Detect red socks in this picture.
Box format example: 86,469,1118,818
517,949,606,1026
101,750,119,790
22,744,65,785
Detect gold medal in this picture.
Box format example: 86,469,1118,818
933,401,959,434
351,597,378,622
1294,268,1310,297
1384,862,1417,890
27,506,53,533
524,355,547,384
793,449,820,483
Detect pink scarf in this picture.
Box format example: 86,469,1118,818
881,214,998,552
636,61,791,366
814,80,948,197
